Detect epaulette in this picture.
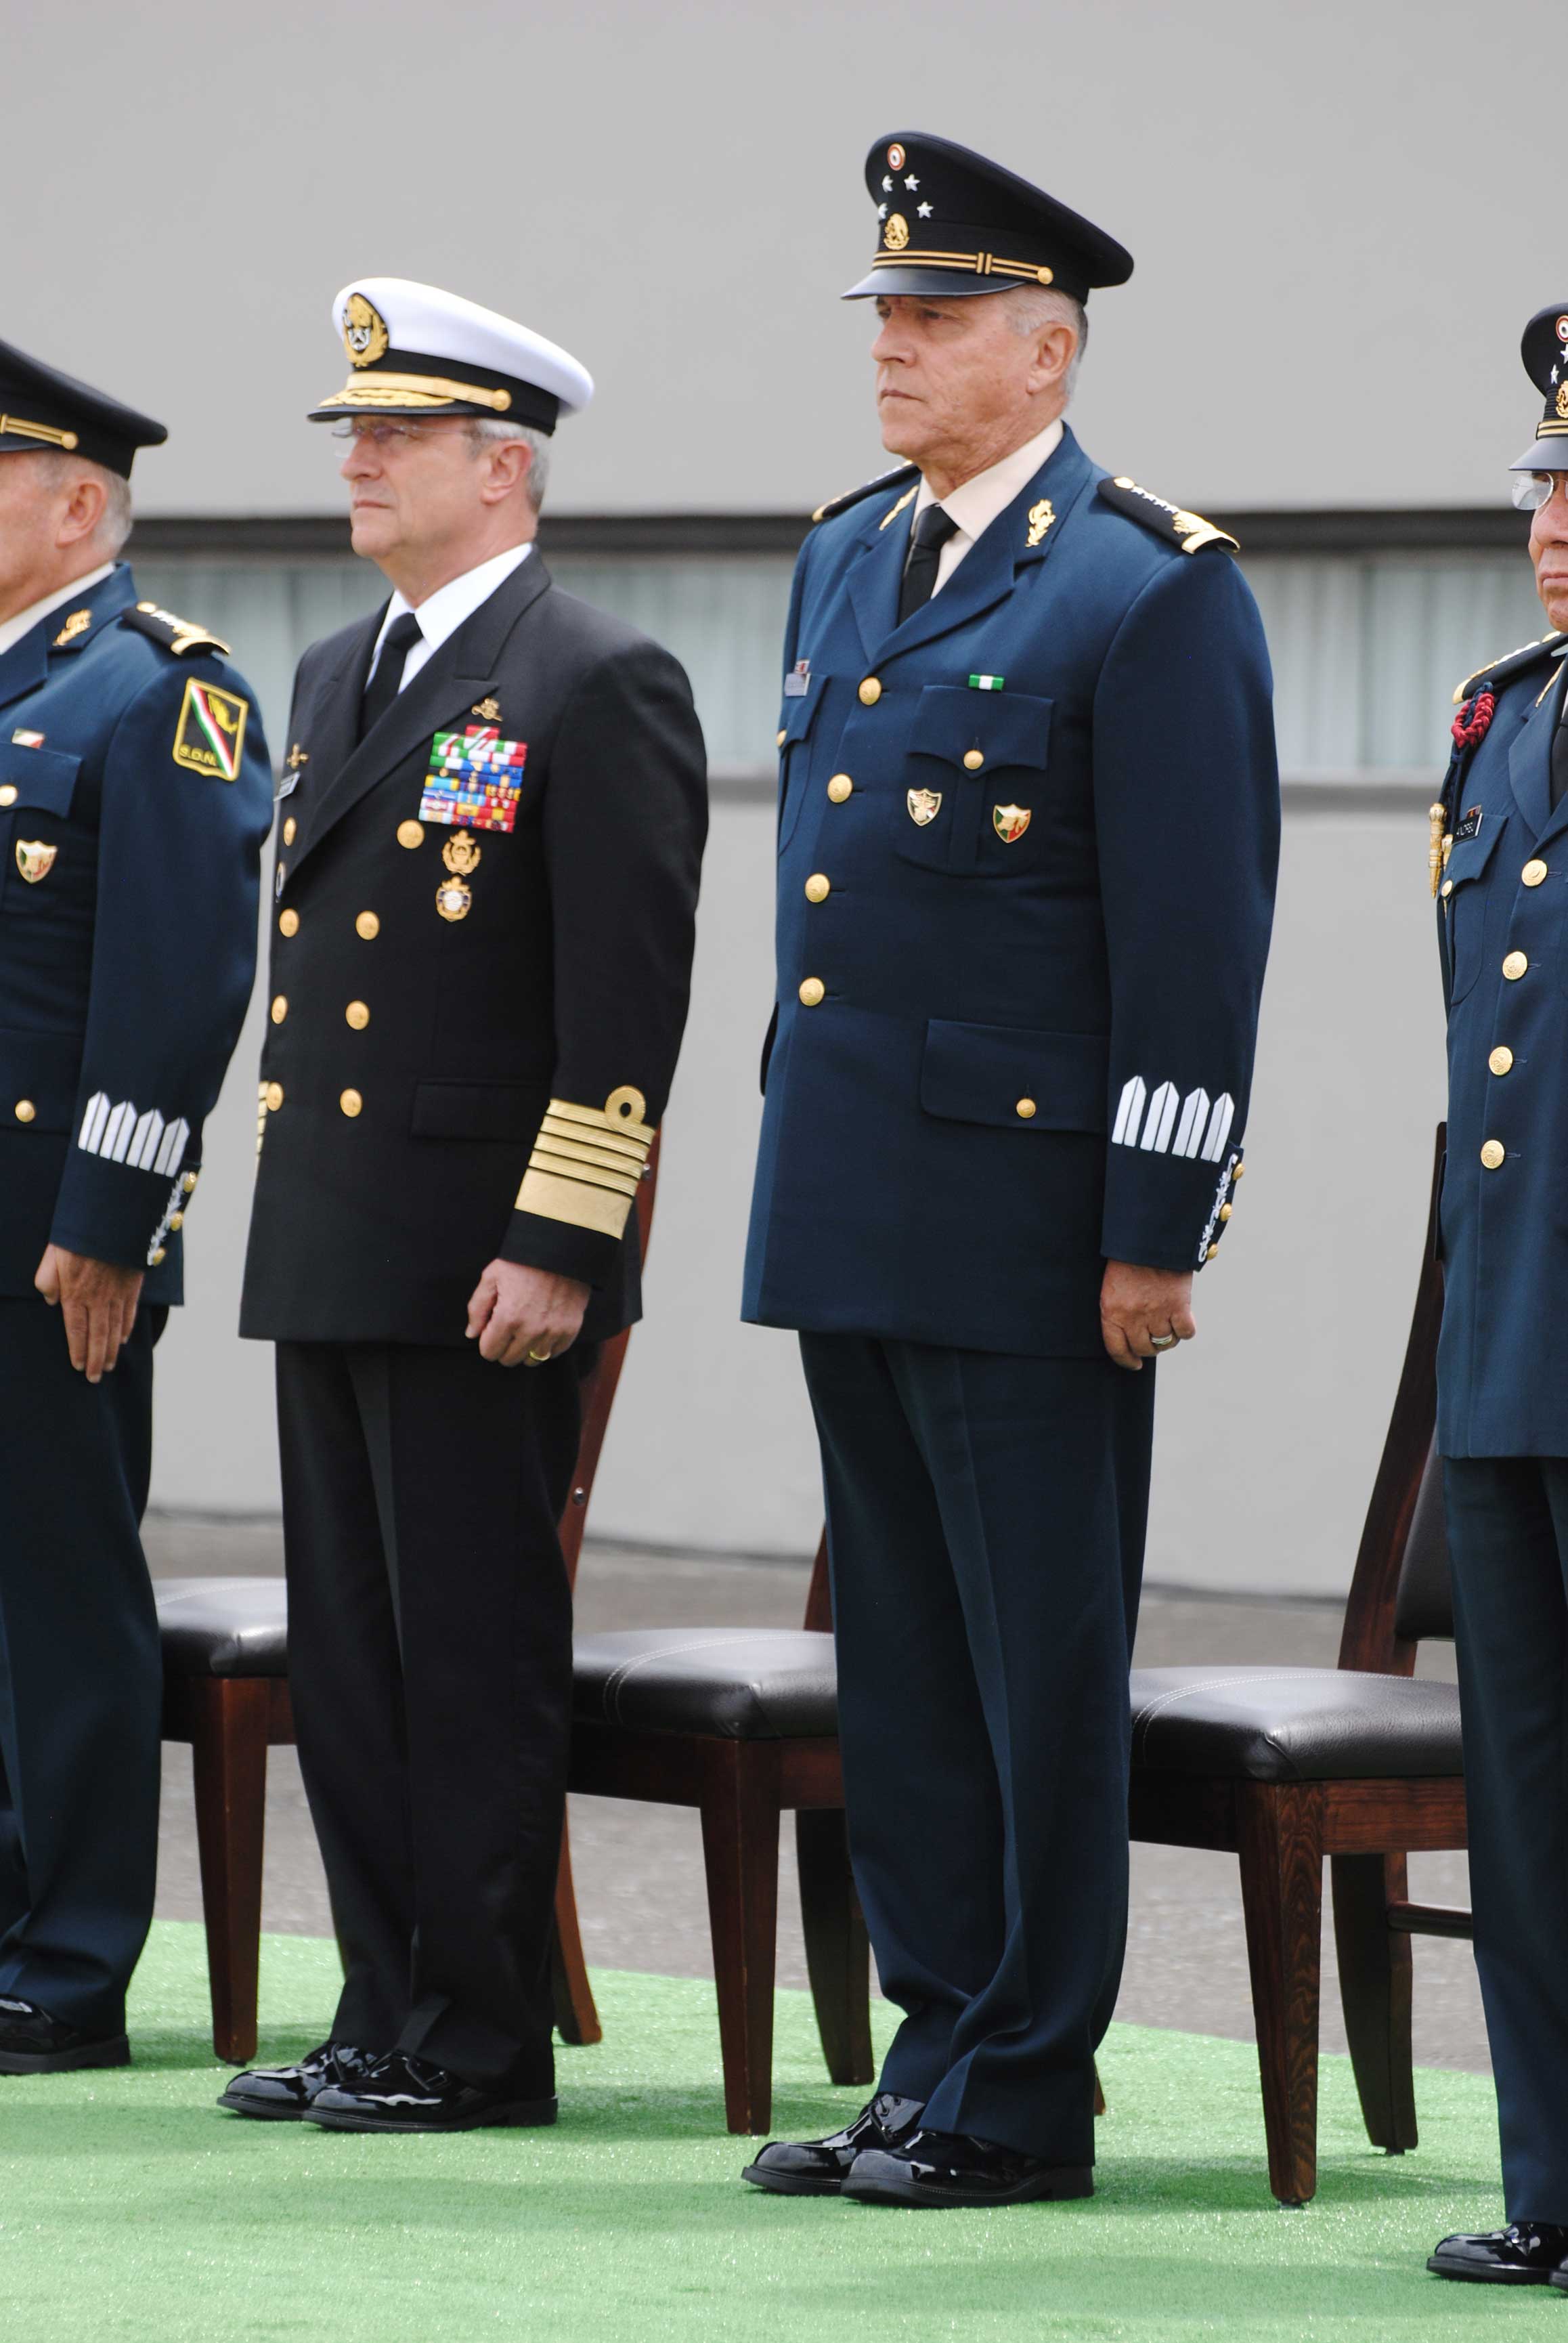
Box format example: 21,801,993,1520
122,601,231,659
1096,475,1238,555
811,464,919,526
1452,630,1564,707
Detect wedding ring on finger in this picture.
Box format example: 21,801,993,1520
1150,1333,1177,1350
526,1344,553,1364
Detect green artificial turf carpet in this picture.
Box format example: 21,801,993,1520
0,1920,1552,2342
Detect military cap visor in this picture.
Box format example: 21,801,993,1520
844,131,1133,305
309,278,592,437
0,337,165,478
1510,302,1568,472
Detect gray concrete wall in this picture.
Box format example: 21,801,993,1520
150,785,1447,1598
3,0,1561,516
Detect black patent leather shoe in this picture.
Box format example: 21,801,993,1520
842,2127,1094,2208
304,2049,557,2133
1429,2222,1568,2283
218,2041,380,2120
0,1995,129,2076
742,2094,925,2195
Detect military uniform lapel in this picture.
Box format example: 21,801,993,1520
0,566,137,714
0,628,50,715
1506,660,1567,842
846,490,922,660
290,553,551,872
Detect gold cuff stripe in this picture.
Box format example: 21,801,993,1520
871,249,1055,286
527,1144,641,1199
545,1096,655,1152
515,1167,635,1239
538,1112,647,1166
534,1128,645,1181
0,412,80,450
315,372,514,414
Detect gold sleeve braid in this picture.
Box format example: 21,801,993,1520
515,1088,654,1239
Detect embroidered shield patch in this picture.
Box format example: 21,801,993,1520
907,788,942,827
993,803,1032,844
419,726,527,832
172,681,249,781
15,838,56,884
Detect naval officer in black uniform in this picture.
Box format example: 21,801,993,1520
1427,311,1568,2289
742,136,1279,2207
0,343,271,2076
224,280,706,2132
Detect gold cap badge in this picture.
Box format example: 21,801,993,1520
344,293,390,369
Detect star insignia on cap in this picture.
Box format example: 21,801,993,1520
917,202,933,219
881,176,892,192
877,203,888,220
904,175,920,190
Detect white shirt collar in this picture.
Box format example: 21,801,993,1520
912,417,1065,592
369,540,533,686
0,560,120,663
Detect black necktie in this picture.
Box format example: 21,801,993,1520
359,611,423,741
1552,666,1568,811
897,504,959,625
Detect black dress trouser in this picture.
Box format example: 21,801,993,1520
275,1338,586,2090
1443,1456,1568,2222
0,1294,165,2038
800,1333,1155,2164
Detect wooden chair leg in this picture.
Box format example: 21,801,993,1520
550,1813,602,2047
1236,1780,1326,2206
1332,1851,1418,2154
796,1807,873,2087
188,1677,270,2066
699,1742,782,2134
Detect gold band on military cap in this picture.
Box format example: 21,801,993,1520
0,413,79,450
870,249,1056,286
315,372,515,414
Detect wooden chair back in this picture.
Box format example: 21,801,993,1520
1336,1124,1448,1676
559,1135,659,1591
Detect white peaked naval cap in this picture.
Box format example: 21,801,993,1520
309,277,593,435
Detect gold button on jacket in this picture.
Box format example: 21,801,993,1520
798,977,826,1007
804,874,831,903
1489,1046,1515,1076
1016,1098,1037,1119
827,775,854,803
397,819,424,850
355,910,380,940
14,1099,35,1123
282,816,297,848
265,1081,284,1112
278,907,299,937
963,750,985,771
858,677,881,706
1502,950,1529,981
1523,859,1548,887
270,996,288,1025
340,1088,364,1118
0,786,16,809
345,1000,370,1030
1481,1139,1506,1169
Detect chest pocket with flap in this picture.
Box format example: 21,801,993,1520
0,744,83,913
776,673,825,851
1442,813,1504,1005
896,685,1053,875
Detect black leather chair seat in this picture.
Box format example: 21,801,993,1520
1130,1664,1462,1783
156,1576,288,1678
573,1628,837,1740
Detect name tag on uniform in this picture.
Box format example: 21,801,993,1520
1454,806,1483,842
783,660,811,697
418,726,527,832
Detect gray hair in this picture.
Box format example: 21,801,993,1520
26,449,133,555
466,416,551,513
1003,284,1088,402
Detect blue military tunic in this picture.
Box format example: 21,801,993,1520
1436,633,1568,1455
743,426,1280,1353
0,563,271,1298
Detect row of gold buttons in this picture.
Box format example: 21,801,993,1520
1479,857,1554,1169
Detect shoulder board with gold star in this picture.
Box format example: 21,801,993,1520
1096,476,1239,555
1451,630,1564,707
122,601,232,659
811,465,920,526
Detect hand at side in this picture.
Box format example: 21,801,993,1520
34,1245,146,1382
1099,1260,1196,1371
464,1259,591,1367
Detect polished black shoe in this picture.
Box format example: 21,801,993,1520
218,2041,380,2120
742,2094,925,2195
842,2127,1094,2208
1429,2222,1568,2283
304,2049,557,2133
0,1995,129,2076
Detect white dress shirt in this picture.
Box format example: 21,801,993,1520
0,561,118,662
912,417,1065,595
366,541,534,693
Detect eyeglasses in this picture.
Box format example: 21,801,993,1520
329,418,462,448
1511,470,1568,513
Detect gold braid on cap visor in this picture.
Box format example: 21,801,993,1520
315,372,514,413
0,413,79,449
871,248,1057,286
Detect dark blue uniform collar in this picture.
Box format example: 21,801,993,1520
0,561,139,714
844,423,1095,664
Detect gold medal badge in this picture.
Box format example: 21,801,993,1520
15,838,57,884
993,804,1032,844
907,788,942,827
436,829,481,921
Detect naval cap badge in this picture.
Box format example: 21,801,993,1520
343,292,390,369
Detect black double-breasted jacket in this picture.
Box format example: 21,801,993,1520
239,551,707,1347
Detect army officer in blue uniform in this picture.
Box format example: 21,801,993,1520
1427,310,1568,2289
0,343,271,2076
742,134,1279,2208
